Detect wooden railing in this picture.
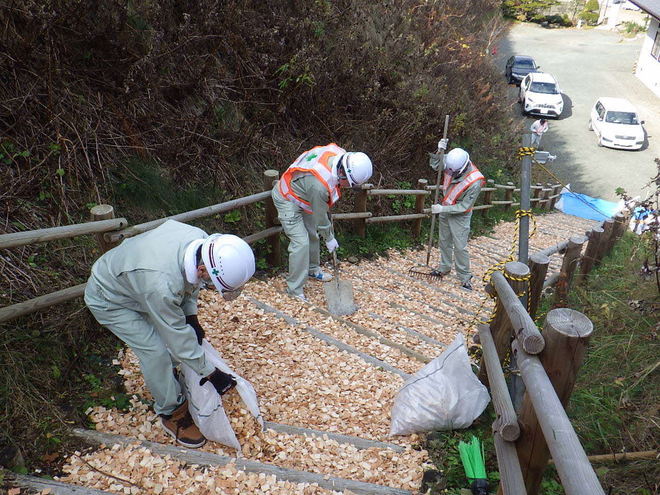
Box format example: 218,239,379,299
0,170,561,324
476,212,628,495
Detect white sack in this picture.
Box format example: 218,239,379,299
389,333,490,436
180,339,263,451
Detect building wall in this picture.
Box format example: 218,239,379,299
635,17,660,96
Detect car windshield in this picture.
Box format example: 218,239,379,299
530,82,559,94
605,111,639,125
515,59,536,68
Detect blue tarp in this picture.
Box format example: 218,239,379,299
555,190,621,222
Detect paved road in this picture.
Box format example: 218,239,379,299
497,23,659,201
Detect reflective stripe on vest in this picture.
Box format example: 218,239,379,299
278,143,344,213
442,164,485,210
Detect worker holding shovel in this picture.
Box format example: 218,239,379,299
272,144,373,302
430,143,485,290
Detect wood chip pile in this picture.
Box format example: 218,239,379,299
57,212,597,494
61,443,347,494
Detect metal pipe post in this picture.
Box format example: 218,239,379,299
519,132,532,264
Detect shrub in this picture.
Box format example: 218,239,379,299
580,0,600,25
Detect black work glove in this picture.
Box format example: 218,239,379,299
200,368,237,396
185,314,205,345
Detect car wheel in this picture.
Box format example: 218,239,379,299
588,119,593,131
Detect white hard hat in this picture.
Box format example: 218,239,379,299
444,148,470,176
201,234,255,293
340,152,373,186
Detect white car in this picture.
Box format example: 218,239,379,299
589,97,645,150
519,72,564,118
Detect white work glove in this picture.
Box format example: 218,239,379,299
431,204,447,214
437,138,448,151
326,238,339,253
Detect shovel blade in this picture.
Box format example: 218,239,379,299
324,279,357,316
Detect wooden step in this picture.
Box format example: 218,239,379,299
73,429,415,495
10,474,115,495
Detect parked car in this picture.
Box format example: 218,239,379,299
588,97,645,150
518,72,564,118
505,55,539,85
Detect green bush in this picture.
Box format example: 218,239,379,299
579,0,600,25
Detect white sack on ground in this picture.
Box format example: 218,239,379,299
389,333,490,435
180,339,263,451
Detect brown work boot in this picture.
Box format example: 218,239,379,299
160,400,206,448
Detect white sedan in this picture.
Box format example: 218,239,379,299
588,97,645,150
519,72,564,118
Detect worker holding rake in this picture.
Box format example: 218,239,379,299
272,144,373,302
430,141,485,290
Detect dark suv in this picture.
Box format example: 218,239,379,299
505,55,539,85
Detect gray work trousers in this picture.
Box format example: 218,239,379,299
437,212,473,284
84,278,183,416
272,188,321,296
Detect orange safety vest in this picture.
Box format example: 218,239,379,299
278,143,344,213
441,163,485,212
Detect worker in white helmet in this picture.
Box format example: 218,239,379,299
430,140,485,290
84,220,255,449
272,144,373,301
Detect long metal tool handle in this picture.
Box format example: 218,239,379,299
329,213,339,279
426,114,450,266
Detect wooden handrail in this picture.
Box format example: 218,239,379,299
367,189,430,196
491,265,545,354
0,284,87,324
493,432,526,495
0,218,128,250
105,190,272,243
514,309,604,495
478,325,520,441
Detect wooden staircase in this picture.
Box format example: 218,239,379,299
13,212,598,495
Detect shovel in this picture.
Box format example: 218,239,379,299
324,250,358,316
323,213,357,315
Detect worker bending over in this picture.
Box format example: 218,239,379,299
84,220,255,448
272,144,373,301
430,141,485,290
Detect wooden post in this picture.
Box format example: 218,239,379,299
610,213,626,244
504,182,514,211
478,325,520,441
481,179,495,218
540,185,552,210
593,219,615,266
90,204,119,253
531,182,543,209
263,170,281,267
514,308,603,495
549,184,562,209
494,431,527,495
528,252,550,320
577,226,603,282
496,263,544,353
553,235,587,307
412,179,428,239
353,183,372,238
